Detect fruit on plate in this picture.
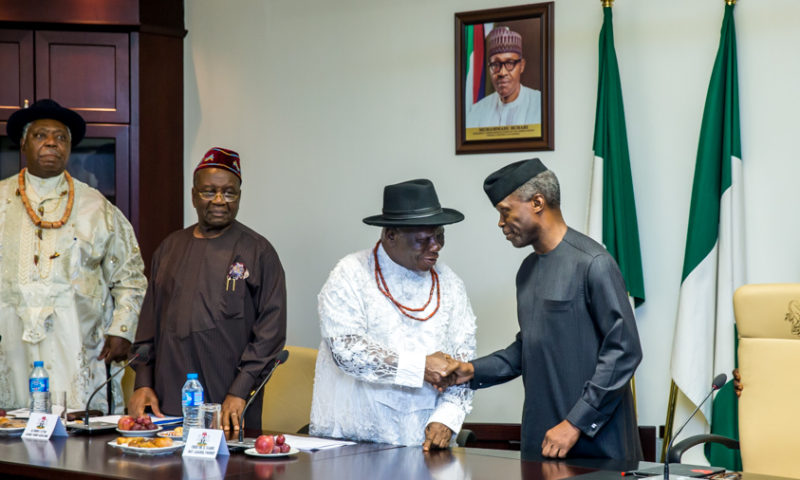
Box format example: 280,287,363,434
118,415,158,431
255,434,274,454
117,416,135,430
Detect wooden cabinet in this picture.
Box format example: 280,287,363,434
0,0,185,269
35,31,130,124
0,30,33,120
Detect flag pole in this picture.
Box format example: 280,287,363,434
661,381,679,462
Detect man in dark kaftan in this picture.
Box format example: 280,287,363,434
442,158,642,461
129,147,286,432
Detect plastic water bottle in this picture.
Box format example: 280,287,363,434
29,361,51,413
181,373,204,442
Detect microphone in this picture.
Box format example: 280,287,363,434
231,349,289,446
80,345,151,427
664,373,727,480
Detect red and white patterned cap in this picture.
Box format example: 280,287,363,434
194,147,241,182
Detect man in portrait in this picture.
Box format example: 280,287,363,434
466,26,542,128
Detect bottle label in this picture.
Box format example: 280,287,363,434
29,378,49,393
181,390,203,406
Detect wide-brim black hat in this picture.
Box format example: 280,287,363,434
363,179,464,227
7,99,86,147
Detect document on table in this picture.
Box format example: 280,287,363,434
86,414,183,425
282,434,356,451
7,409,181,425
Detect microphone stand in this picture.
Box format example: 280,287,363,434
662,373,727,480
228,349,289,448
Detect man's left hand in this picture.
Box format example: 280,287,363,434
541,420,580,458
221,394,246,431
422,422,453,451
98,335,131,363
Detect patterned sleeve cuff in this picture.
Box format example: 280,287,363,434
106,310,137,343
427,401,465,437
395,349,425,388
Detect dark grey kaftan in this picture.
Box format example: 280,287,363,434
471,228,642,460
132,221,287,430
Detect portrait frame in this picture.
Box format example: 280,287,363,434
455,2,554,154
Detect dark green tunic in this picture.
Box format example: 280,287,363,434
472,228,643,460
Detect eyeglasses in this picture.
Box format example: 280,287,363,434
488,59,522,74
196,190,240,202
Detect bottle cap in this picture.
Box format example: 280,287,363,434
187,373,198,379
33,361,43,367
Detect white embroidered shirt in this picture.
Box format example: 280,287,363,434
310,244,476,446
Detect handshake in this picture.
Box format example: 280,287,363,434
424,351,475,391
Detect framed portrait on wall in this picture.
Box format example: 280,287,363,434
455,2,554,154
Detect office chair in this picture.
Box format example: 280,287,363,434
261,345,319,433
668,283,800,479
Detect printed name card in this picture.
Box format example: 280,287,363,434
21,414,68,440
182,429,229,458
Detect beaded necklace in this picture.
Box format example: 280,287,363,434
373,241,440,321
16,168,74,229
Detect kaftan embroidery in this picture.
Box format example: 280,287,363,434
310,244,476,446
0,172,146,412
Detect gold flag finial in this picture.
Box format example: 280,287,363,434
602,0,614,6
726,0,736,5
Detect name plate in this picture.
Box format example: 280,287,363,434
182,428,229,458
22,414,68,441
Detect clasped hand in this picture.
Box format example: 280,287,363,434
424,351,474,391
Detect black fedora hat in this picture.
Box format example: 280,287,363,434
363,179,464,227
7,99,86,147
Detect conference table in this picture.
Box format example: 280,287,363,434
0,429,790,480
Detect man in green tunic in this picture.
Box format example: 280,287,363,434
445,158,643,461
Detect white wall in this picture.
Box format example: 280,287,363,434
183,0,800,432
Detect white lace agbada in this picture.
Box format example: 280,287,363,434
310,244,476,446
0,171,146,412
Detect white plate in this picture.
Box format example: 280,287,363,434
107,440,184,455
0,426,25,436
116,425,162,436
244,446,299,458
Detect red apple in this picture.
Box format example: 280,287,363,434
117,416,135,430
275,434,285,446
280,443,290,453
254,434,274,454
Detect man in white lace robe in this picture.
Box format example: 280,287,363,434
0,100,146,413
310,179,476,449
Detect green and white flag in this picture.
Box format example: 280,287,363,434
670,3,743,470
587,5,645,306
